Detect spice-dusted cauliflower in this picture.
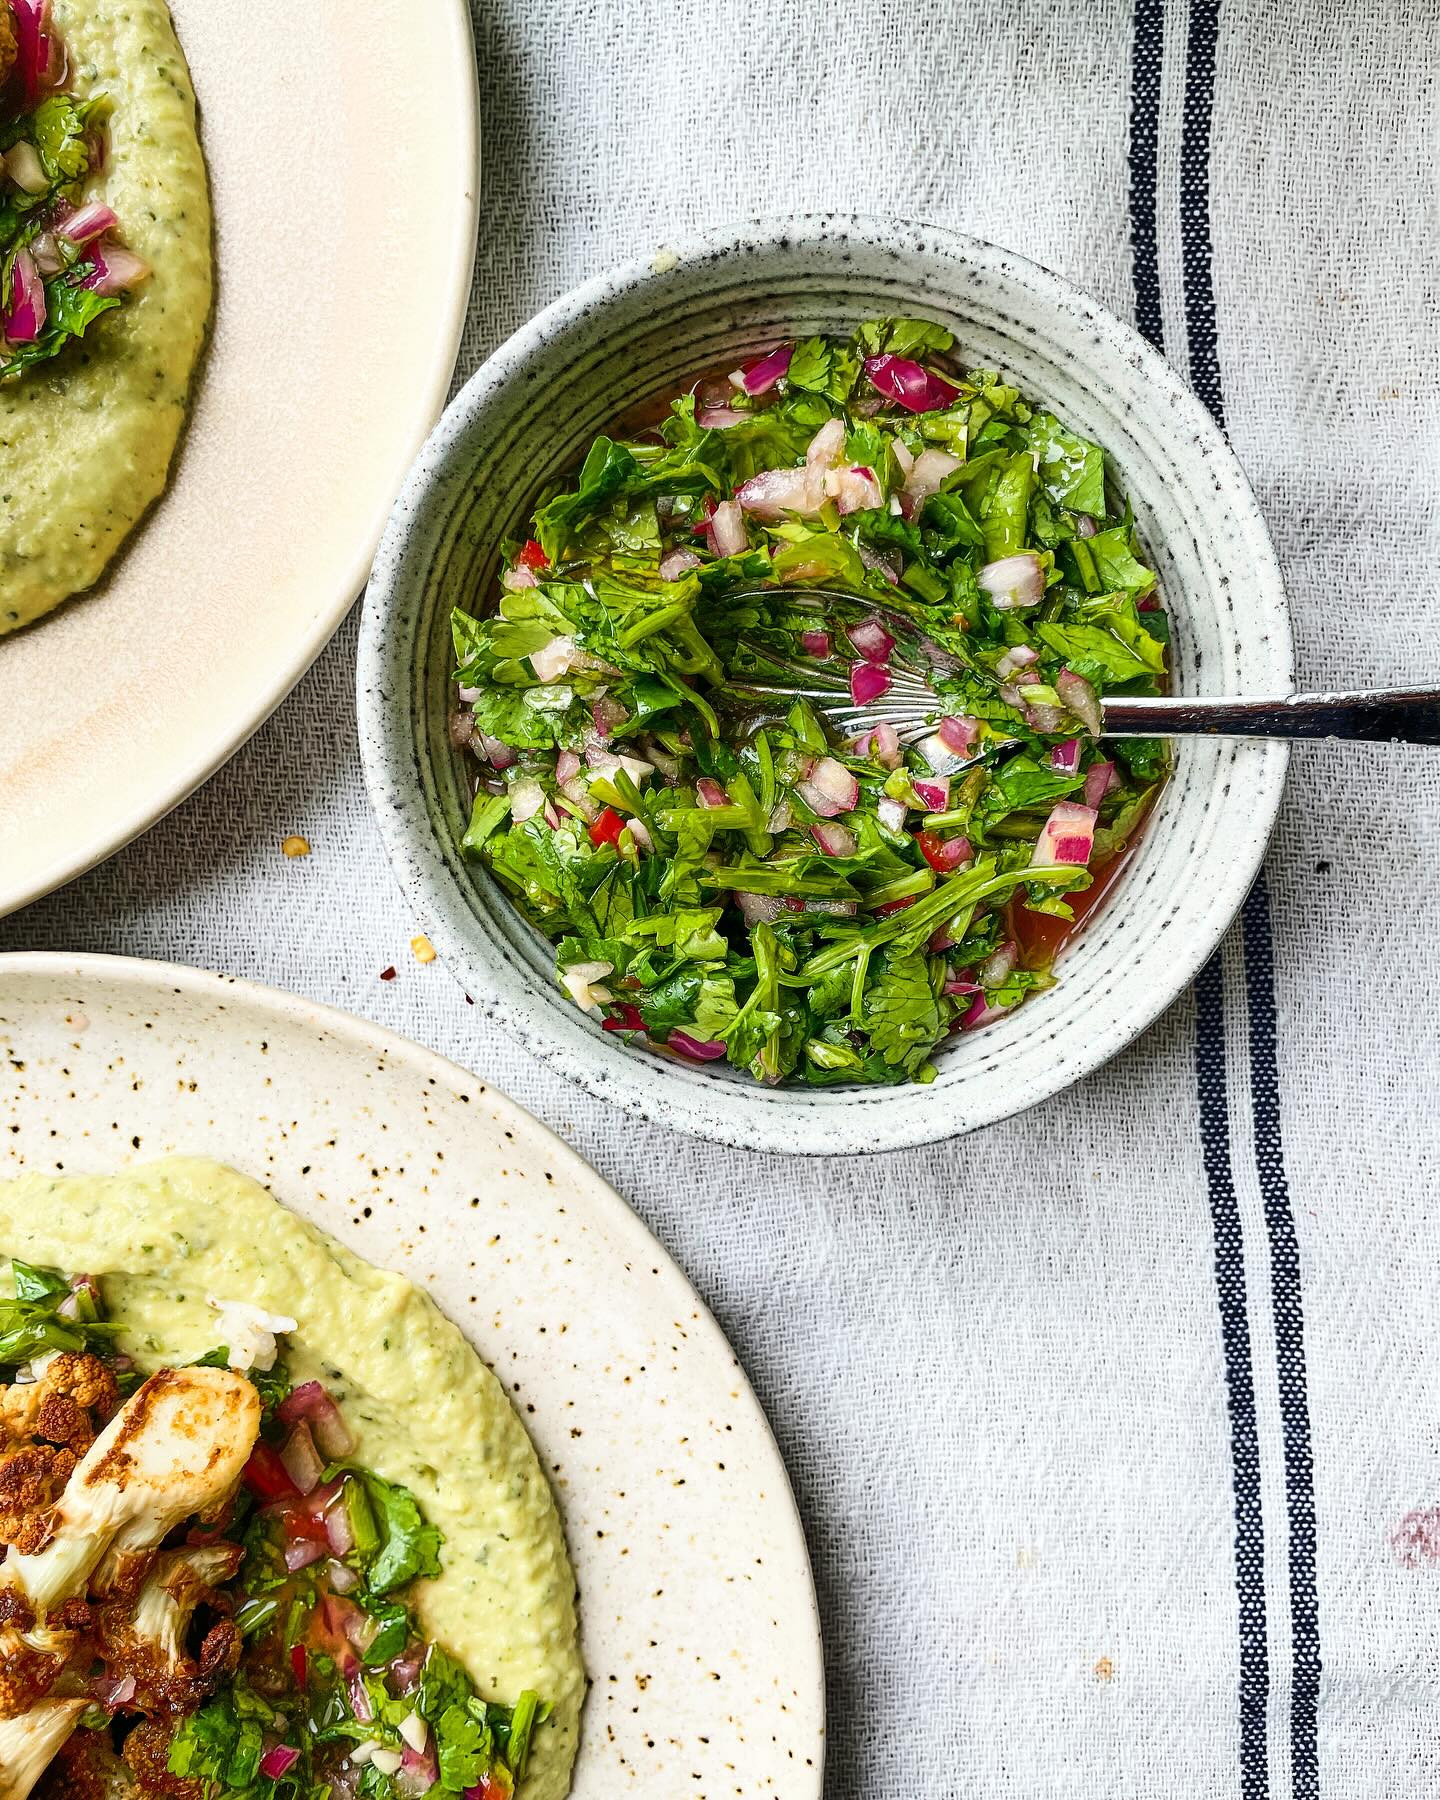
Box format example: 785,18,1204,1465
120,1717,199,1799
0,1367,260,1619
0,1698,90,1800
0,1355,121,1559
97,1543,244,1713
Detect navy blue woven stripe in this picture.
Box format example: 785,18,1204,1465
1179,0,1323,1788
1128,0,1164,353
1180,0,1226,424
1194,950,1271,1795
1242,878,1321,1797
1132,2,1279,1790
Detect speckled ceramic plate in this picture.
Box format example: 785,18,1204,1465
0,0,479,918
359,213,1293,1156
0,952,826,1798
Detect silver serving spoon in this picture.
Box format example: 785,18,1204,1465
719,585,1440,750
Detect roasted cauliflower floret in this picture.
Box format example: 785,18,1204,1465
121,1718,199,1800
0,1622,75,1723
0,1368,260,1619
0,1356,120,1558
0,1447,78,1558
97,1543,244,1713
1,1355,120,1445
0,1697,89,1800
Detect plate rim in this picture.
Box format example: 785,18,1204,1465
0,946,828,1794
0,0,483,919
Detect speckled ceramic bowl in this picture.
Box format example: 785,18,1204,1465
358,214,1292,1156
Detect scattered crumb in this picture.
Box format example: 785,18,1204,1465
1093,1656,1114,1683
379,966,397,982
650,246,678,273
281,835,311,858
410,934,437,964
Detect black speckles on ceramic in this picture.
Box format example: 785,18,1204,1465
357,214,1293,1156
0,952,826,1798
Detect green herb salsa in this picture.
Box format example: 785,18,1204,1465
452,317,1169,1087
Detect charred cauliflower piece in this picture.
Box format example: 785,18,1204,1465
0,1368,259,1619
97,1543,244,1712
121,1718,199,1799
0,1698,89,1800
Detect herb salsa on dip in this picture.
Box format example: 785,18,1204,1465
451,319,1169,1088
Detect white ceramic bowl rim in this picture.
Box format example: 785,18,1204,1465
359,212,1293,1156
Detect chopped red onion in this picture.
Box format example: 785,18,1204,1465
980,941,1019,986
736,891,785,926
960,993,1012,1031
735,463,814,520
668,1031,727,1061
80,238,150,295
862,353,959,413
800,630,830,658
529,635,576,683
1083,760,1118,809
994,645,1039,680
1031,800,1098,867
978,552,1045,611
937,715,979,757
877,796,908,832
59,200,119,245
766,801,792,833
259,1747,301,1780
278,1381,355,1460
284,1536,326,1573
479,734,516,770
91,1672,138,1709
559,776,600,823
5,248,45,343
732,342,793,395
697,404,750,428
810,820,857,857
658,548,702,580
925,834,971,871
944,975,984,997
904,447,963,504
327,1557,360,1593
279,1423,324,1496
1075,514,1098,539
796,756,858,817
913,778,949,812
846,618,895,664
697,777,728,808
626,816,653,853
710,499,747,557
509,777,545,824
324,1488,357,1556
824,464,883,514
590,693,628,738
1050,738,1082,776
556,749,580,783
1057,667,1103,736
396,1742,440,1798
849,661,892,706
502,566,538,591
852,722,902,769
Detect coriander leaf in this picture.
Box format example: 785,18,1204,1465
350,1470,442,1596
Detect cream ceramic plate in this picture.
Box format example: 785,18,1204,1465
0,953,826,1797
0,0,479,916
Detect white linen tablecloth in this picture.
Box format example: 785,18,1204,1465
5,0,1440,1793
